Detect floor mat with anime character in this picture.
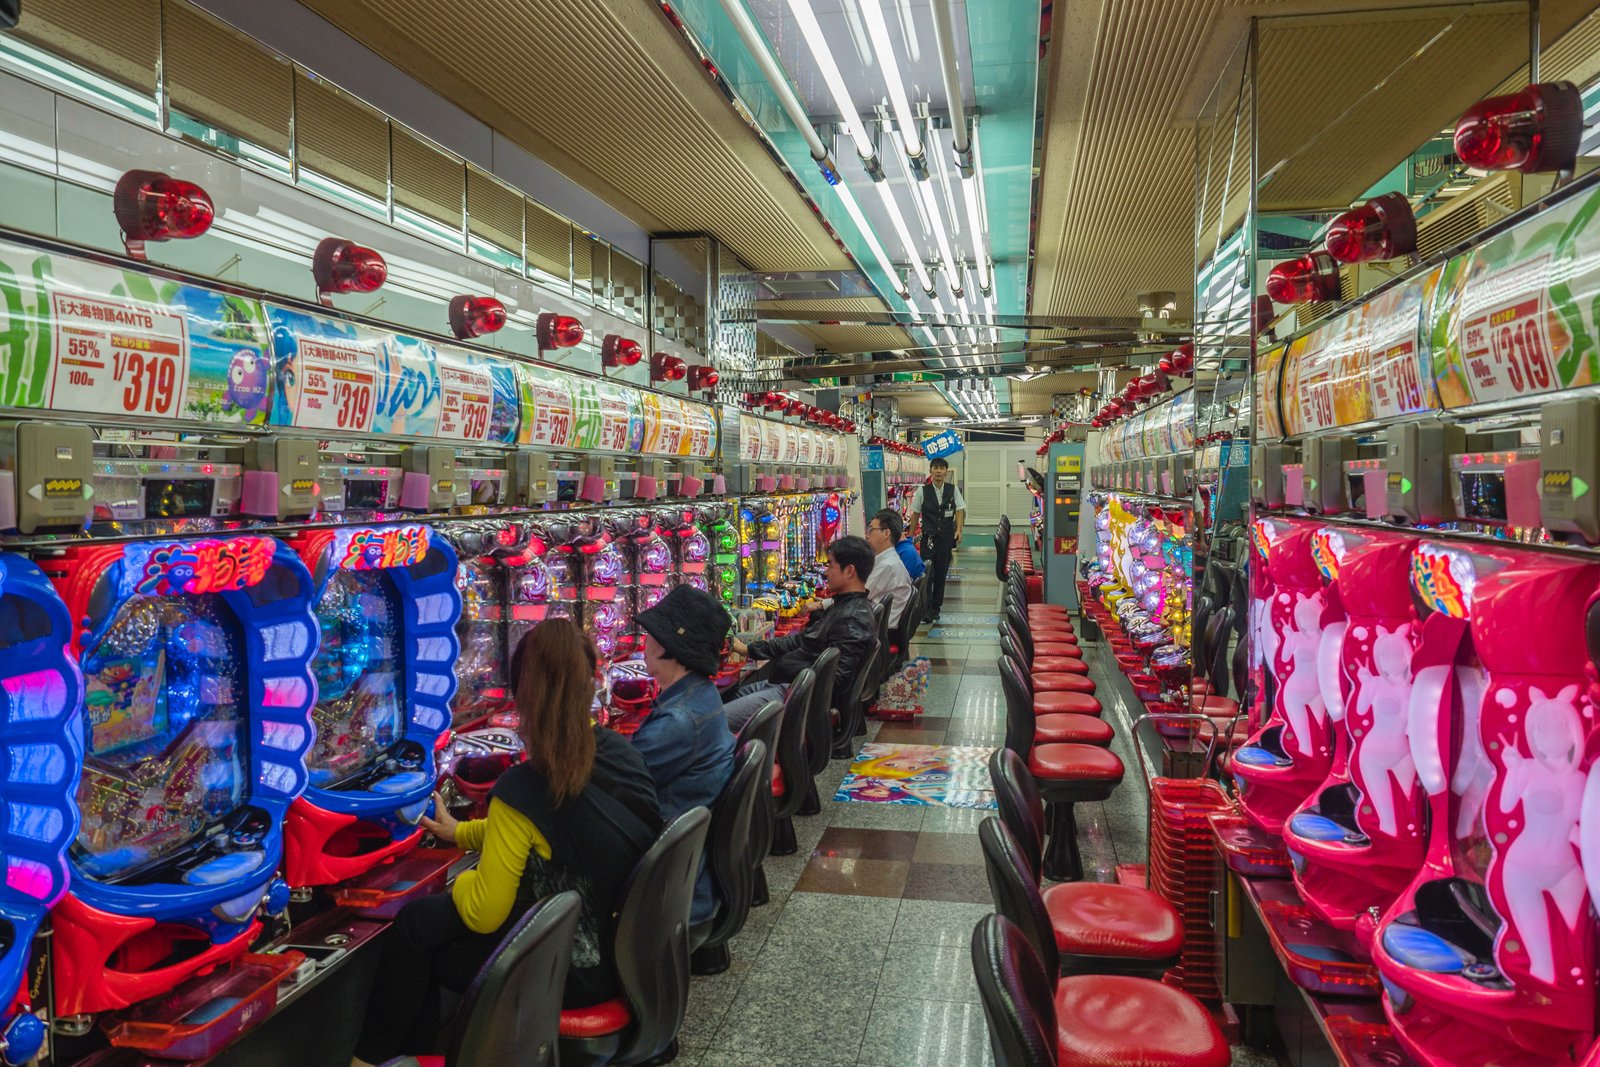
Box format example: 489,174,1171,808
833,743,997,808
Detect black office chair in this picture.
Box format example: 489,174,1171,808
971,913,1059,1067
888,575,926,673
558,807,711,1066
769,669,817,856
800,647,840,815
733,699,784,905
862,593,894,714
830,633,881,759
380,891,582,1067
689,741,766,976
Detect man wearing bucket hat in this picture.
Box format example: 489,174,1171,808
630,585,735,925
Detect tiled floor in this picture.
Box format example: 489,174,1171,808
680,542,1278,1066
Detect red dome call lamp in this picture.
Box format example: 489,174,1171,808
1325,192,1417,264
313,237,387,307
1454,82,1582,176
687,365,719,393
537,313,585,350
602,335,644,368
1265,251,1341,305
650,351,687,382
114,170,214,261
448,296,507,340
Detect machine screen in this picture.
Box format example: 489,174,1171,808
1458,471,1509,522
345,478,390,511
453,557,507,723
143,479,217,519
1346,475,1367,513
306,570,404,788
74,594,247,882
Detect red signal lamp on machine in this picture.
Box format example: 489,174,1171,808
1159,343,1195,376
1454,81,1582,175
650,351,687,382
1265,250,1341,305
602,335,644,368
448,295,507,340
1325,192,1417,264
762,392,786,411
785,399,807,418
113,169,214,261
537,312,585,350
687,365,719,392
313,237,387,307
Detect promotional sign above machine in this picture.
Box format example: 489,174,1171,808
921,430,963,459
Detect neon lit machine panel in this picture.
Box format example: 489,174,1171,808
0,557,82,1064
42,536,317,1018
437,520,531,731
661,507,712,594
282,524,461,889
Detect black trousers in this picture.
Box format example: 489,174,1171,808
922,534,953,614
354,893,503,1064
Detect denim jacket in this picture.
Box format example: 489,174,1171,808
629,673,734,924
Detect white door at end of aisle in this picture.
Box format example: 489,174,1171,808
960,443,1039,529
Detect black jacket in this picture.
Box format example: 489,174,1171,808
748,590,877,699
491,727,662,1007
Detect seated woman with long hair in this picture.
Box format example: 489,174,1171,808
351,619,662,1066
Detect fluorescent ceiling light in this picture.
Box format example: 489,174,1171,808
925,415,952,424
963,174,988,291
858,0,924,162
786,0,876,163
876,181,934,293
834,180,907,296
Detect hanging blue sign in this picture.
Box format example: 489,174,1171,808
922,430,964,459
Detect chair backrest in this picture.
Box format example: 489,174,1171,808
1003,604,1034,657
993,531,1009,582
699,741,765,950
987,748,1045,880
972,914,1060,1067
1000,621,1033,667
612,806,712,1063
889,580,920,657
997,655,1037,760
977,817,1060,976
734,699,784,864
771,669,814,821
447,891,582,1067
805,646,841,777
867,594,893,692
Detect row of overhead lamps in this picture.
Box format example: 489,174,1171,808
740,392,857,432
111,168,720,392
1266,81,1582,306
869,436,921,455
1089,344,1194,428
721,0,994,349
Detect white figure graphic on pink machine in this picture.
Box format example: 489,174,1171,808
1497,684,1587,986
1352,624,1416,837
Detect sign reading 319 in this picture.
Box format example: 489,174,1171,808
49,294,190,417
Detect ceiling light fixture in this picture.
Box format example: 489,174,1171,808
859,0,926,175
834,181,907,296
785,0,883,178
917,175,963,296
718,0,843,184
963,173,989,292
876,180,935,294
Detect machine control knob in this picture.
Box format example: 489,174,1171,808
264,878,292,917
0,1012,45,1065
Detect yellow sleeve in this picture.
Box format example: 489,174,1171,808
450,798,553,934
455,818,487,853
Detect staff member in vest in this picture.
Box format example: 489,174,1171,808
909,457,965,623
351,620,661,1067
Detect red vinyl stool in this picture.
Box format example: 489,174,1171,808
1032,672,1097,695
988,749,1183,976
1035,713,1114,746
972,915,1229,1067
1033,656,1088,674
1035,644,1084,660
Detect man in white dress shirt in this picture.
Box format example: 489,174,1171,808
809,508,914,628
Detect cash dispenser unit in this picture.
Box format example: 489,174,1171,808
1386,422,1464,524
0,421,94,533
1540,396,1600,542
636,459,666,500
1300,434,1354,515
455,453,511,510
581,455,618,504
513,449,555,507
401,444,456,512
1251,441,1291,510
242,438,321,521
92,443,242,522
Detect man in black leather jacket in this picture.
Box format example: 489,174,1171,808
724,535,878,729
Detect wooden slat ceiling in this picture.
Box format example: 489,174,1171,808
1033,0,1596,322
295,0,852,273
